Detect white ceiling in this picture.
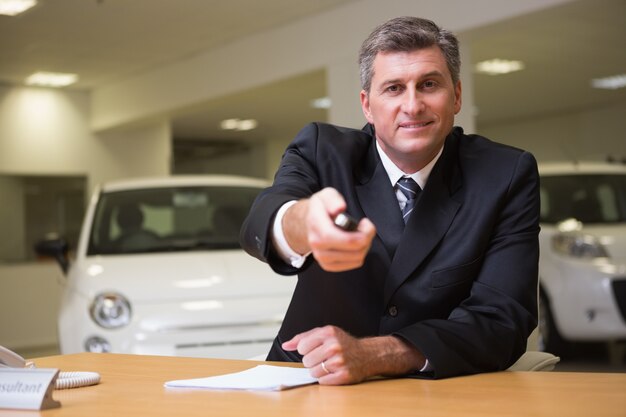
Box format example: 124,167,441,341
1,0,624,143
0,0,358,88
469,0,626,126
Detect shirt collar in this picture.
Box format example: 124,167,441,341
375,141,443,190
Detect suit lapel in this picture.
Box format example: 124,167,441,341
383,133,464,304
355,133,405,259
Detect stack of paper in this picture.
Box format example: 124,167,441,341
164,365,318,391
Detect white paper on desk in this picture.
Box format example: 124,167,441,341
164,365,318,391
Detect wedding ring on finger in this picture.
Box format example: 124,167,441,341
321,360,331,375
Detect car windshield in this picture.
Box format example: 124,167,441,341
540,174,626,224
87,185,261,255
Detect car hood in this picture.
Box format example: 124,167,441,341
68,249,295,302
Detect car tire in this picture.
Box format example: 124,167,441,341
539,289,570,357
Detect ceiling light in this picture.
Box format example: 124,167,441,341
591,74,626,90
25,72,78,87
237,119,258,131
310,97,332,109
220,119,240,130
219,118,258,131
0,0,37,16
475,59,525,75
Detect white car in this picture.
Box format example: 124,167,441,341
36,175,294,359
538,162,626,355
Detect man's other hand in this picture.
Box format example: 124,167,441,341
282,326,426,385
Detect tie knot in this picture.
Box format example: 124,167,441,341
397,177,420,200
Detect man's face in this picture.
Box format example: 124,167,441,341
360,46,461,173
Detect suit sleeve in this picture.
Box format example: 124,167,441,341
239,123,322,275
394,151,540,378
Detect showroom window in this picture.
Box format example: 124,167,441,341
0,175,85,263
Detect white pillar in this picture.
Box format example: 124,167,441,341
91,120,172,191
456,37,476,134
326,58,366,129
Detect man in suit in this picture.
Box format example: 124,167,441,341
240,16,539,384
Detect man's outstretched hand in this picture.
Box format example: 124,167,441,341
283,187,376,272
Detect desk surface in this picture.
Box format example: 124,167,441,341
3,353,624,417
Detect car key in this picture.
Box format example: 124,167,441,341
333,212,359,232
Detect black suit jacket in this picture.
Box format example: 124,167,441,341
240,122,540,379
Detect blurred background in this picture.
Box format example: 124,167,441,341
0,0,624,372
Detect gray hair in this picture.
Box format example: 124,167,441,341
358,16,460,92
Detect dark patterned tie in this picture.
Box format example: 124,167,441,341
397,177,421,224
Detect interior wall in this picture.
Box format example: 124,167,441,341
0,263,62,352
0,87,93,177
265,136,294,179
173,142,267,177
478,101,626,162
93,120,171,188
0,85,172,192
0,176,25,261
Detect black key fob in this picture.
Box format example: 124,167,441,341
334,212,359,232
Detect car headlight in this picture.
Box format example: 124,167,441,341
84,336,112,352
89,292,132,329
551,232,609,259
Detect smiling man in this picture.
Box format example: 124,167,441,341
361,46,461,174
240,16,540,384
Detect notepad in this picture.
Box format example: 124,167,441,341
164,365,318,391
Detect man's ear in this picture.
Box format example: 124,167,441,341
454,80,462,115
360,90,374,124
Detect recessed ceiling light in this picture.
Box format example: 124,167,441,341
0,0,37,16
219,118,258,131
237,119,258,131
475,59,525,75
591,74,626,90
220,119,240,130
25,72,78,87
310,97,332,109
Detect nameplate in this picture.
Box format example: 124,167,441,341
0,368,61,410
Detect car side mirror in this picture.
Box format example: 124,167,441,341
34,237,70,274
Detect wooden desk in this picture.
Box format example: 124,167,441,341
2,353,624,416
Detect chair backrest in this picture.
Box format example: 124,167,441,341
506,351,560,372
